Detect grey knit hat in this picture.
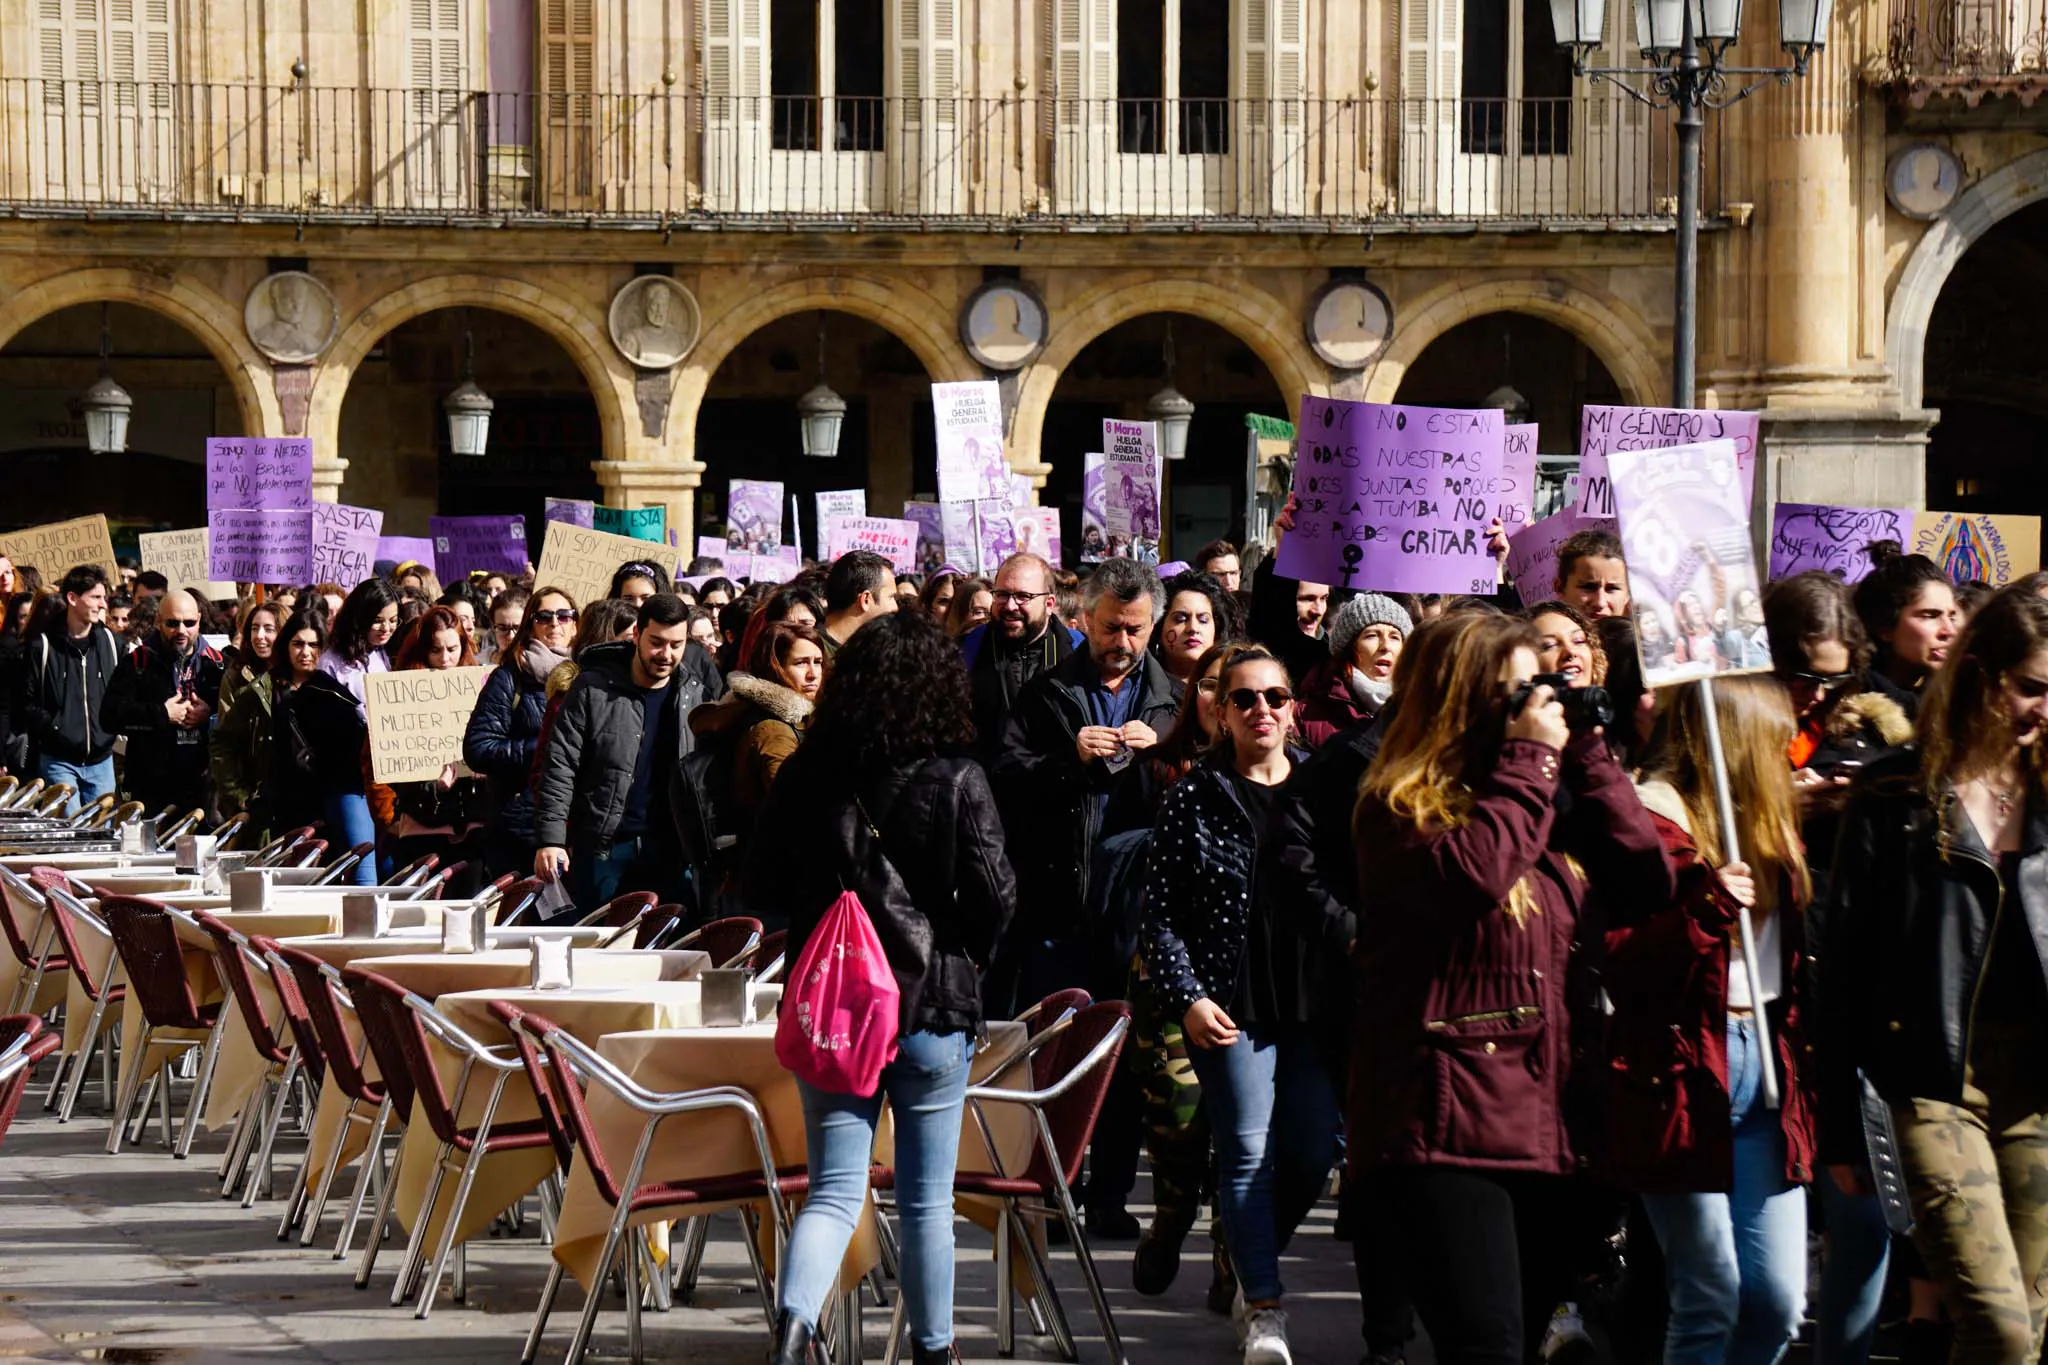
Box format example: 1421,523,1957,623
1327,591,1415,659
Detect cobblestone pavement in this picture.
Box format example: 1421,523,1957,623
0,1074,1373,1365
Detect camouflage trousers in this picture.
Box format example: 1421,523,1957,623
1892,1060,2048,1365
1127,972,1215,1241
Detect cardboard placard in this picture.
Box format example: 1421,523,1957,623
363,665,495,784
692,535,730,567
1607,439,1770,684
1768,503,1913,581
534,521,678,609
820,515,917,574
309,503,384,587
137,528,237,600
934,380,1011,504
205,436,314,511
1498,423,1539,530
1079,454,1108,564
430,514,528,580
208,509,313,583
0,513,119,583
377,535,438,571
1013,506,1063,566
545,498,595,529
902,503,946,575
1275,398,1507,595
726,479,785,555
747,546,801,584
1579,406,1760,513
592,504,666,543
1103,420,1162,564
1910,511,2042,587
1504,510,1616,598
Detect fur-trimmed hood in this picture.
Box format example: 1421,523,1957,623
1826,689,1914,748
688,670,812,739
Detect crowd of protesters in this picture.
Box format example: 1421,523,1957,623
0,511,2044,1365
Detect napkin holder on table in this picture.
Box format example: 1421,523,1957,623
342,893,392,939
700,968,751,1027
440,906,487,954
228,868,273,912
120,817,157,855
205,851,254,895
530,935,574,990
749,983,784,1024
174,833,217,875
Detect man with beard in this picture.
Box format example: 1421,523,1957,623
959,552,1082,762
106,588,224,818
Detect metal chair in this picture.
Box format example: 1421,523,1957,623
98,896,225,1156
492,877,550,927
100,799,148,832
211,810,251,849
31,783,74,817
192,911,300,1206
731,929,789,983
0,1015,61,1152
0,866,67,1015
153,808,206,850
249,825,317,867
494,1001,799,1365
65,793,117,830
669,916,763,970
284,838,329,869
0,775,17,807
343,967,553,1319
272,946,391,1253
2,778,44,811
37,883,125,1122
315,842,376,886
575,890,659,933
383,852,440,890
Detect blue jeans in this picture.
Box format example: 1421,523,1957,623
1643,1017,1808,1365
37,754,116,814
565,835,677,916
1187,1020,1343,1303
781,1030,973,1351
323,793,378,886
1813,1162,1890,1365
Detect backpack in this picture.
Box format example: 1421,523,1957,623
774,795,904,1097
671,730,741,881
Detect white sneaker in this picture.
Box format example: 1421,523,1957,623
1242,1306,1292,1365
1538,1302,1593,1363
1230,1287,1248,1346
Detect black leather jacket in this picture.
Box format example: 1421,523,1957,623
746,746,1016,1039
1814,747,2048,1199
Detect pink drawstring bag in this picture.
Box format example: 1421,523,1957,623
775,889,901,1097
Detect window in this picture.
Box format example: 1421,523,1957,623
1458,0,1573,154
770,0,886,149
1116,0,1231,153
37,0,173,102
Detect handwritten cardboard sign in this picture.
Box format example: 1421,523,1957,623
535,522,677,609
1504,510,1614,599
138,528,237,600
0,513,119,583
545,498,595,529
1276,397,1507,595
692,535,730,567
205,437,314,512
1911,511,2042,586
592,504,666,543
935,380,1010,504
310,503,384,587
823,515,919,572
1768,503,1912,581
1580,406,1760,513
1498,424,1538,530
1608,439,1769,684
209,509,313,584
1103,420,1162,564
364,665,495,784
429,515,528,581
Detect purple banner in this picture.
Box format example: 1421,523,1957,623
1580,406,1760,514
377,535,437,571
206,437,314,511
1498,423,1538,530
544,498,595,529
430,514,529,581
310,503,384,587
902,503,946,576
1768,503,1913,582
209,509,312,583
1079,454,1107,564
1275,397,1507,595
1504,510,1615,599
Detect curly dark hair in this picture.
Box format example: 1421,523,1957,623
805,611,975,769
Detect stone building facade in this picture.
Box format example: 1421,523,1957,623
0,0,2041,544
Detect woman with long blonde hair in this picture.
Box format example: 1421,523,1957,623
1348,611,1675,1365
1607,676,1814,1365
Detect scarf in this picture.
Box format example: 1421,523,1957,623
519,639,572,688
1345,665,1393,713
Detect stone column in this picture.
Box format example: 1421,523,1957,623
593,458,703,546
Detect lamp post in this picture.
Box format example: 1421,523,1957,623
80,302,132,456
1550,0,1831,405
443,325,493,458
1147,319,1195,461
797,319,846,459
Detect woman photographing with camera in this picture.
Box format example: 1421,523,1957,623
1349,612,1675,1365
1818,585,2048,1365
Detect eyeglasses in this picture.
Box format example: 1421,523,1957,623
1196,678,1222,696
493,623,520,636
164,618,200,628
991,589,1050,606
532,609,577,625
1227,686,1294,712
1784,669,1854,691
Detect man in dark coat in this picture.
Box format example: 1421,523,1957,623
105,588,224,818
958,551,1081,762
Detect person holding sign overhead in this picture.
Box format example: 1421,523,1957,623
363,606,489,897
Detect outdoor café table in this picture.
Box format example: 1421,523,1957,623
548,1020,1032,1296
199,924,609,1132
297,949,708,1226
0,852,177,873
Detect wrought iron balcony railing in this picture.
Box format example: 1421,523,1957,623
1887,0,2048,94
0,82,1706,228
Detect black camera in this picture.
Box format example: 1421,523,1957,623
1509,672,1616,734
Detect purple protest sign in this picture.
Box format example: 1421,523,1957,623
747,546,801,584
377,535,437,570
1580,406,1760,513
310,503,384,587
726,479,784,555
1275,398,1507,595
1014,507,1062,567
976,500,1019,573
1498,424,1538,530
1504,510,1615,598
545,498,595,529
824,516,919,572
1079,454,1108,564
208,509,312,583
205,437,314,511
934,381,1010,504
940,502,981,574
902,503,946,576
429,514,529,580
1768,503,1913,582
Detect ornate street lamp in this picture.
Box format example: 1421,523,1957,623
443,324,493,458
80,303,132,456
797,318,846,459
1551,0,1829,404
1147,319,1195,461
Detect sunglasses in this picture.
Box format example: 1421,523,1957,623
164,618,200,628
1784,669,1854,691
1227,686,1294,712
532,609,577,625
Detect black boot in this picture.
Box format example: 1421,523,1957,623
769,1310,816,1365
910,1344,956,1365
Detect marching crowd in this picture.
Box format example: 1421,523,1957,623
0,517,2044,1365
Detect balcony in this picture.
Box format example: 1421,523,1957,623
0,81,1700,231
1887,0,2048,104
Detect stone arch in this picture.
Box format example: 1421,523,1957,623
1364,277,1665,410
1886,147,2048,413
1011,277,1321,477
0,266,280,438
308,273,636,474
